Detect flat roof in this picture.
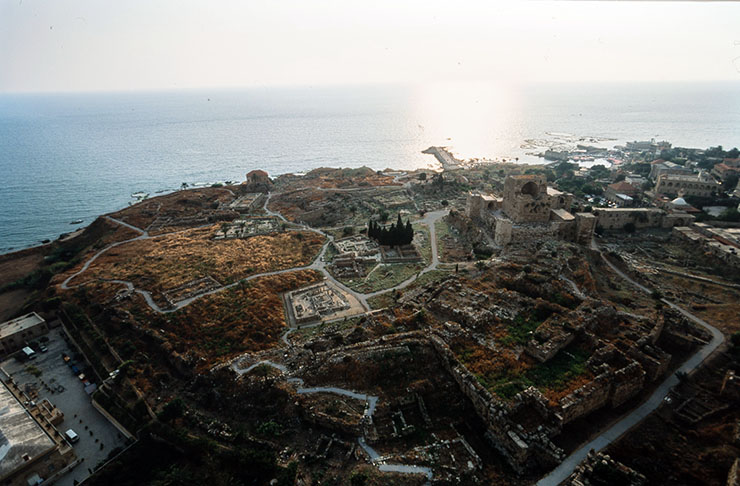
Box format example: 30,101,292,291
0,313,46,341
595,208,662,213
550,208,575,221
0,380,56,478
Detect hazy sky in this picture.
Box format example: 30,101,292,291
1,0,739,92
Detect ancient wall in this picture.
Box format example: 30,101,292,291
627,343,671,382
559,372,612,425
507,223,559,245
494,217,513,246
502,175,552,224
610,362,646,407
428,334,563,473
594,208,666,230
575,213,597,245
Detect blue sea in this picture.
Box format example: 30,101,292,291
1,82,739,253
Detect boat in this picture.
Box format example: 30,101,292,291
131,191,149,198
70,219,83,225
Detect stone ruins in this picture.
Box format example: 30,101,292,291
466,175,596,247
213,217,282,239
286,282,351,325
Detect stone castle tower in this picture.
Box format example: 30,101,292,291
502,175,552,223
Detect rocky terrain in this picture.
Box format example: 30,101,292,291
0,164,737,486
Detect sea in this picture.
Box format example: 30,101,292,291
1,82,739,253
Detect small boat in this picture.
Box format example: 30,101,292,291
131,191,149,198
70,219,83,225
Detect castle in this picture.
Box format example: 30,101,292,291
466,174,596,246
468,174,694,247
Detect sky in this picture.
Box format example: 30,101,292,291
1,0,739,93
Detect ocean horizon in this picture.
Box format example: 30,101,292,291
1,81,739,253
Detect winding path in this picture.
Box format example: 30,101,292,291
535,240,724,486
62,192,448,319
231,358,432,483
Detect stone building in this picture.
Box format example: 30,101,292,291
649,159,692,180
466,175,595,246
0,313,49,355
242,169,273,193
604,181,641,207
655,172,719,197
593,208,694,231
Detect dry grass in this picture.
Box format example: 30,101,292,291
110,187,236,230
63,226,325,304
143,270,324,365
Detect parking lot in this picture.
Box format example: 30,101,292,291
1,327,127,486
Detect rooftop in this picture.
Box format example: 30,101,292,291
607,181,640,194
551,208,575,221
658,173,715,183
0,380,56,479
595,207,663,214
0,313,45,341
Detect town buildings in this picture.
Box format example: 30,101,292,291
0,313,49,355
649,159,693,180
0,378,76,486
654,172,719,198
604,181,641,207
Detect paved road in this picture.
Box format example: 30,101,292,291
535,241,724,486
363,209,446,299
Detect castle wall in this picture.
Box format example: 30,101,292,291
575,213,597,245
503,175,552,223
594,208,665,230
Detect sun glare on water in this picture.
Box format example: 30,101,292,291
412,81,524,161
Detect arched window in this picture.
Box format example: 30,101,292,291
521,181,539,197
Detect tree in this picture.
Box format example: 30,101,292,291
718,208,740,222
723,174,738,192
180,182,188,190
623,222,636,233
589,164,611,179
367,214,414,246
418,172,427,182
432,173,445,189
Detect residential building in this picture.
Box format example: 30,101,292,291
0,313,49,354
605,181,641,207
711,163,740,182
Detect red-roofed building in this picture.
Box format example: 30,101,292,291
711,163,740,182
605,181,641,206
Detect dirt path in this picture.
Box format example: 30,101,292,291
61,193,447,322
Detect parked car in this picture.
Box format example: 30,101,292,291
65,429,79,443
